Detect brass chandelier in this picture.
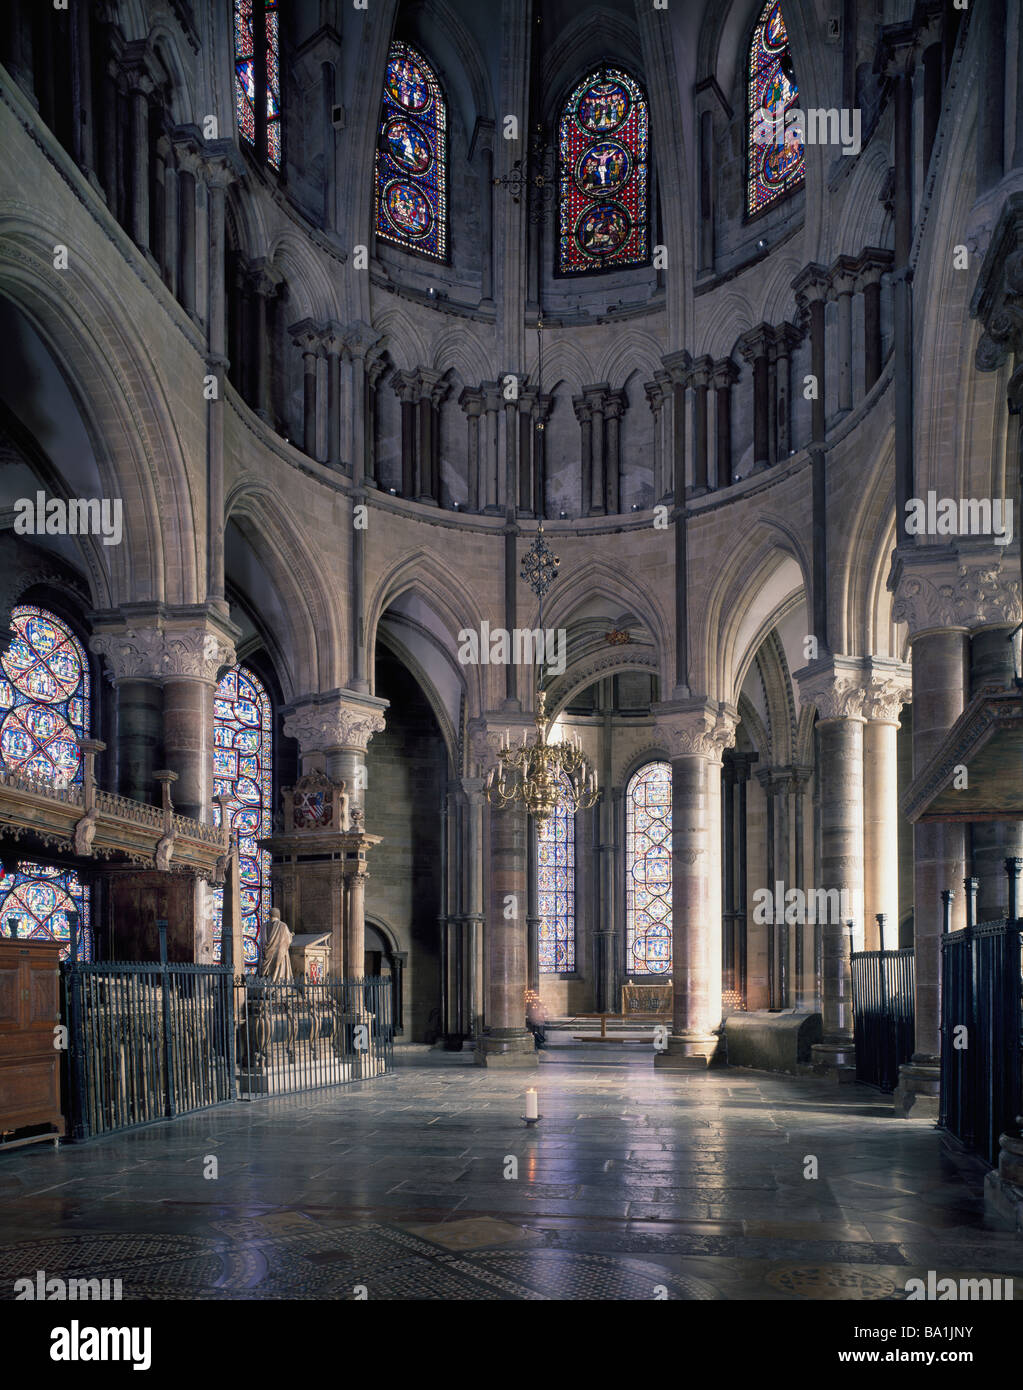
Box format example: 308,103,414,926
484,314,599,828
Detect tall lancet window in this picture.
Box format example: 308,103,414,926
625,762,672,976
234,0,282,171
375,41,448,262
0,605,93,959
212,666,273,966
537,773,576,973
747,2,804,216
557,67,649,275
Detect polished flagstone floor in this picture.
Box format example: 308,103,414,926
0,1048,1019,1300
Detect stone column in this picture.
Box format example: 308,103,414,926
773,323,801,461
482,383,503,512
89,627,167,805
459,387,484,511
793,265,830,444
861,669,911,949
573,396,593,517
653,703,736,1067
120,43,154,254
856,250,890,393
93,616,238,823
969,623,1023,920
462,777,486,1038
249,260,281,422
890,557,973,1116
321,322,344,470
345,868,368,982
415,368,449,504
796,661,870,1076
392,371,417,497
689,356,712,496
290,320,323,460
739,326,771,472
604,389,625,515
645,374,671,502
663,350,690,501
977,0,1007,193
789,766,812,1008
342,322,386,487
585,385,609,515
477,800,536,1068
829,256,858,414
172,129,199,319
283,694,387,816
712,360,738,490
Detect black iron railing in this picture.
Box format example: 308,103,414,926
237,975,394,1096
850,924,915,1093
940,886,1023,1167
62,955,235,1141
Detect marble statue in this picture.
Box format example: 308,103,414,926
260,908,294,981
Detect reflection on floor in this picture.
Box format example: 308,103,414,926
0,1048,1019,1300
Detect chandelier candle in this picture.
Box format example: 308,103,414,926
525,1088,539,1122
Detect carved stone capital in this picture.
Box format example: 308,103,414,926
795,658,870,722
283,693,387,754
90,621,237,684
653,702,738,762
861,668,913,724
890,549,1022,636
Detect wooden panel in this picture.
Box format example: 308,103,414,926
0,942,64,1139
0,956,18,1028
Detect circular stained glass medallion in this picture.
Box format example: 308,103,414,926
384,117,433,175
761,133,803,190
575,140,631,197
575,202,632,259
386,54,432,113
383,181,433,240
576,78,631,135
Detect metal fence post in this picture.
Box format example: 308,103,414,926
941,888,954,934
157,920,177,1118
1005,857,1022,921
63,915,88,1142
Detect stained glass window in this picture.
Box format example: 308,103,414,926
212,666,272,966
374,41,448,262
747,2,804,216
558,67,649,276
0,862,92,961
537,774,575,973
234,0,281,172
0,605,89,787
625,762,672,975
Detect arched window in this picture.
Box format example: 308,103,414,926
234,0,282,171
0,605,93,959
212,666,273,966
0,605,89,785
375,41,448,262
747,1,804,216
557,67,649,276
537,774,576,973
625,761,672,975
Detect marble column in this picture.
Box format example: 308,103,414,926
890,555,979,1116
290,320,323,460
321,322,345,470
653,703,736,1068
829,257,858,415
90,627,167,805
856,250,890,394
796,661,870,1076
585,384,609,516
573,396,593,517
712,360,738,489
793,265,830,444
604,390,625,515
459,387,484,512
124,61,153,254
861,670,911,949
969,625,1023,920
476,801,536,1068
773,323,801,461
92,616,238,823
739,326,771,472
689,356,713,495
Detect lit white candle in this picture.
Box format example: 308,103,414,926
525,1087,539,1120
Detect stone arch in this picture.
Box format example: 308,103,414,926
224,480,345,698
375,623,458,768
0,212,200,608
365,549,486,714
594,329,663,388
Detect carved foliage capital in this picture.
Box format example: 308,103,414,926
655,706,738,762
892,561,1022,635
283,698,386,753
91,626,236,683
